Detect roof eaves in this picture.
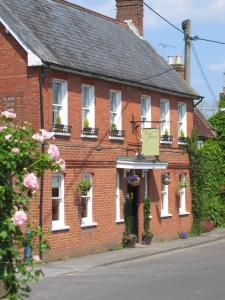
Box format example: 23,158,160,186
47,62,201,99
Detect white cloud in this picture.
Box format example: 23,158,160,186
210,61,225,72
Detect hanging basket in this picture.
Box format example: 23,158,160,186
77,178,92,196
127,175,141,187
161,173,171,185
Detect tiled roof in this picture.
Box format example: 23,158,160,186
0,0,200,98
194,108,216,139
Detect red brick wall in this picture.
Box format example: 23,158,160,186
0,24,194,261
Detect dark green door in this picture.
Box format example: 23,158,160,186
128,185,138,236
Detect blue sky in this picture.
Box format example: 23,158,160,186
70,0,225,108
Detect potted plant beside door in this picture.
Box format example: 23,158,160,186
122,195,137,248
142,197,153,245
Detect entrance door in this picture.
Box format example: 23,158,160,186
127,185,138,237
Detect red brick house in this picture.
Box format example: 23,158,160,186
0,0,202,261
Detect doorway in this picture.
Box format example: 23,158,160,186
127,184,139,237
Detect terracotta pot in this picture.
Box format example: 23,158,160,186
202,220,215,232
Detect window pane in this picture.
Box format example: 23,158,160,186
82,87,90,108
52,176,61,197
110,92,117,112
52,199,60,221
53,82,62,105
81,197,87,219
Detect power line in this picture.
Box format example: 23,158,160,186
143,1,183,35
192,36,225,45
143,1,225,45
191,42,217,102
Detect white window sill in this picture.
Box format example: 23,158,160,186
178,142,187,146
109,136,124,141
52,224,70,232
179,210,190,216
160,141,172,145
161,212,172,218
81,222,98,228
116,219,124,224
53,132,71,137
81,134,98,139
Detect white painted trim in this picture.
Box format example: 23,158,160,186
116,160,168,170
81,222,98,228
0,17,43,66
161,213,172,218
52,224,70,231
81,134,98,139
116,219,124,223
109,136,124,141
179,211,190,216
160,140,172,145
178,142,187,146
125,20,143,40
53,132,71,137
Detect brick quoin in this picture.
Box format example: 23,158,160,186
0,22,193,261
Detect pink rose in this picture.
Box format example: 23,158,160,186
32,133,44,143
41,129,54,140
23,173,39,191
11,148,20,154
48,144,60,161
32,255,41,263
12,210,27,226
56,159,66,172
5,134,12,141
1,111,16,119
0,126,7,132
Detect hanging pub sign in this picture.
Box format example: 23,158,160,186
142,128,160,156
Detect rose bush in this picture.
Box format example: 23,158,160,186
0,111,64,299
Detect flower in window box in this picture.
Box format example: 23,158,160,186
77,178,92,196
161,173,171,185
126,175,141,187
110,122,117,131
83,117,90,129
54,116,64,131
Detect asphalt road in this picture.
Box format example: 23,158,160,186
31,239,225,300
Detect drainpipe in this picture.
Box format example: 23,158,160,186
39,67,49,259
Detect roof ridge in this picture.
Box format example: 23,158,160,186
51,0,127,27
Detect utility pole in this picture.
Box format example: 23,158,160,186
182,19,191,85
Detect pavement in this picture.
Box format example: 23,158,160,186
41,228,225,279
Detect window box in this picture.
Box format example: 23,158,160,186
160,135,173,143
81,127,99,138
109,129,125,139
52,124,72,135
178,137,188,144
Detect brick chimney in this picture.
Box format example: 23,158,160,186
168,55,185,80
116,0,144,37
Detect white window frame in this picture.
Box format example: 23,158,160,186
81,173,97,227
141,95,151,130
179,174,190,216
110,90,122,130
116,172,124,223
197,140,204,149
178,102,187,138
160,99,170,136
52,79,68,126
52,174,69,231
161,183,172,218
82,85,95,129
